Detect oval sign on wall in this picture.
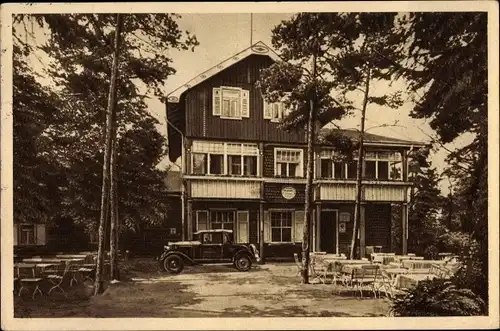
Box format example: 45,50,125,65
281,186,297,200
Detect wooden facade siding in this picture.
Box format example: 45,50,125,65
190,179,261,199
184,55,305,143
319,183,407,202
364,185,406,202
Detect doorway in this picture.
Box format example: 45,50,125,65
319,210,338,254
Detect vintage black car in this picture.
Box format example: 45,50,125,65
159,229,260,274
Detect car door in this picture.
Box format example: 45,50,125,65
199,232,223,262
221,232,234,262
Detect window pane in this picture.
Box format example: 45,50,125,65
282,228,292,242
273,103,280,119
272,228,281,242
222,100,230,117
193,153,207,174
321,159,332,178
347,161,357,179
228,155,242,175
378,161,389,180
277,162,286,176
390,162,402,180
212,222,222,229
209,154,224,174
334,162,344,179
283,212,292,226
271,216,281,227
288,164,298,177
364,160,376,179
378,151,390,160
243,156,257,176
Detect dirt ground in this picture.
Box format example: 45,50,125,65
14,258,391,317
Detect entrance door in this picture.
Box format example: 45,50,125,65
319,210,338,253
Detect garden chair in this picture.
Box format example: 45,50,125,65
293,253,302,277
46,260,72,295
78,255,97,283
350,264,380,298
309,255,325,283
374,268,400,298
17,266,44,299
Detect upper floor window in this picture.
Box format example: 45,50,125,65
319,149,402,181
263,101,285,122
213,87,249,120
364,151,402,180
191,141,259,176
275,148,304,178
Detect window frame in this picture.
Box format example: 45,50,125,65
274,147,304,178
18,223,36,246
191,141,259,177
209,209,236,232
213,86,250,120
270,210,293,243
319,149,403,181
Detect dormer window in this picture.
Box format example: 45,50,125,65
213,87,250,120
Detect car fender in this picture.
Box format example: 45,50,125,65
232,249,253,263
161,251,196,266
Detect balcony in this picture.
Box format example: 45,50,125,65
316,180,409,202
186,175,263,199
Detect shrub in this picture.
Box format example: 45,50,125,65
391,278,486,316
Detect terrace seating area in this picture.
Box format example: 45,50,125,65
13,251,106,299
300,251,461,298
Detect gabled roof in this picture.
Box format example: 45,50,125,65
318,128,428,148
166,41,281,103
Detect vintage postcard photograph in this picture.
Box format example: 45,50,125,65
1,1,499,330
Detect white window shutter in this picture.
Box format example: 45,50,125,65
263,211,271,243
294,211,305,243
14,224,18,245
241,89,250,118
196,211,209,231
36,224,46,245
213,88,221,116
263,100,272,119
236,211,249,243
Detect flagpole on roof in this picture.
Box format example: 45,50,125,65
250,13,253,46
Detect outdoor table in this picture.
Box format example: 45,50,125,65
383,268,408,283
395,273,436,289
402,259,446,269
336,259,371,265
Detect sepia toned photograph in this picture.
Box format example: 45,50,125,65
1,2,498,330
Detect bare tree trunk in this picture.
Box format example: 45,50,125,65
301,53,317,284
94,14,123,295
110,135,120,280
349,67,370,260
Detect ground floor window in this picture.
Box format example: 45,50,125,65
19,224,35,245
210,210,235,231
270,211,293,243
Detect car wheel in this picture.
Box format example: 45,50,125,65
163,255,184,274
234,254,252,272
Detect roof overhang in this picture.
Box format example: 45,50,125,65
166,41,281,103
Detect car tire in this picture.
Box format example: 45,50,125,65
234,254,252,272
163,255,184,274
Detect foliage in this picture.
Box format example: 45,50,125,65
390,12,488,304
391,278,486,316
407,164,444,259
12,41,66,224
12,14,197,235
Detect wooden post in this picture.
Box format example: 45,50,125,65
402,203,408,255
187,200,193,240
259,201,265,264
359,204,366,259
315,203,321,252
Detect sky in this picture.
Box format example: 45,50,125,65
24,13,474,193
